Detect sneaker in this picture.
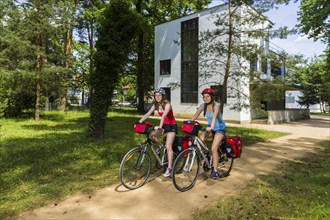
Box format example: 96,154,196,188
210,170,220,179
183,166,190,172
163,168,172,177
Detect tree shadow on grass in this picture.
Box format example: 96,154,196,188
204,138,330,220
0,113,285,218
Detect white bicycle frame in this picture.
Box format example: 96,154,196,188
183,135,213,171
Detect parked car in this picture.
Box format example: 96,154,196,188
118,101,131,107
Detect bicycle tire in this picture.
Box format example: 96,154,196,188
217,148,234,178
172,149,200,192
119,147,151,190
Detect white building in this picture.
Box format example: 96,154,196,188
154,3,285,123
286,90,329,113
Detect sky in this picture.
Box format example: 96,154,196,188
208,0,327,59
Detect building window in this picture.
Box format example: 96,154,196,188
181,18,199,103
270,60,282,77
249,54,258,74
261,57,267,74
286,96,295,103
160,59,171,75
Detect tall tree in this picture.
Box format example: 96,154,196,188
76,0,107,107
0,0,36,117
89,0,141,138
57,0,78,112
289,55,329,111
21,0,69,119
199,0,276,115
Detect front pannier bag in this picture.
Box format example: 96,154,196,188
181,121,201,136
225,137,243,158
134,122,153,134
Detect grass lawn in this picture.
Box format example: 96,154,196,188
0,108,287,219
311,112,330,117
193,139,330,220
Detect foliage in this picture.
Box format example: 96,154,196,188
75,0,107,107
0,1,36,117
193,139,330,220
115,75,137,104
89,0,141,138
0,110,288,219
0,0,78,118
297,0,330,43
0,70,36,117
289,55,329,111
250,77,288,117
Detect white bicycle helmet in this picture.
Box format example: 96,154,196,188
154,88,166,95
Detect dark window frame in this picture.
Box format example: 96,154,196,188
160,59,171,75
181,17,199,103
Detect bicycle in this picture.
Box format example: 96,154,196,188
171,121,234,192
119,122,171,190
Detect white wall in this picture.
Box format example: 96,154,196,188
285,90,324,113
154,4,268,123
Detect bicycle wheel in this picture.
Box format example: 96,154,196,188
217,149,234,178
172,149,200,192
119,147,151,190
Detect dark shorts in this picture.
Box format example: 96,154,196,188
162,124,178,134
212,129,226,136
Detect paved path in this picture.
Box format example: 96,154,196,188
18,115,330,220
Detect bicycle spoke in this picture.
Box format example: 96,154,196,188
217,152,234,178
172,149,200,192
119,147,151,190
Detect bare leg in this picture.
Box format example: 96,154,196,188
165,132,176,169
199,131,211,143
150,129,163,143
211,133,224,171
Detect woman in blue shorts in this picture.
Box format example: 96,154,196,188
190,88,226,179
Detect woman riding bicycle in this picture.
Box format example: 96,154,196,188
190,88,226,179
138,88,177,177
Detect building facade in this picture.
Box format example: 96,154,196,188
155,4,285,123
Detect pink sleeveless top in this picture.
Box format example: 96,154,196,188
158,109,177,125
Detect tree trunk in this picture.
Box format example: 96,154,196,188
44,95,50,111
87,24,94,107
136,0,145,114
59,0,76,112
137,32,145,113
35,33,41,121
59,29,72,112
35,1,41,121
221,0,233,116
42,32,48,111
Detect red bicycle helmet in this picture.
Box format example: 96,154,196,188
201,88,215,96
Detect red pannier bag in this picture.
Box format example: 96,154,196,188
181,121,201,136
225,137,243,158
164,136,193,154
134,122,152,134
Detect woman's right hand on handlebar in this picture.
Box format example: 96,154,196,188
154,126,162,131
